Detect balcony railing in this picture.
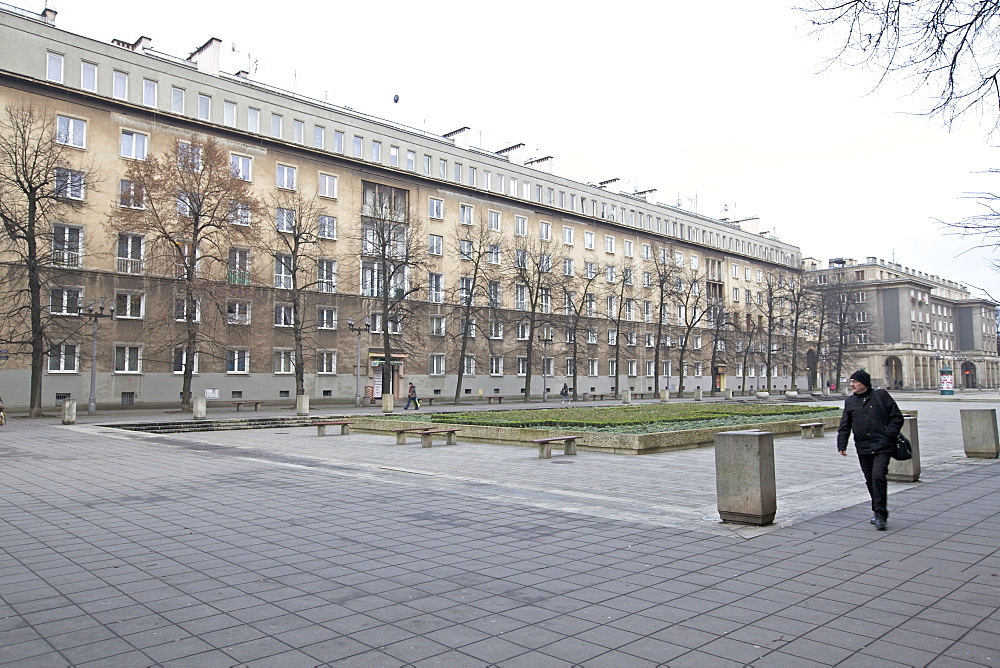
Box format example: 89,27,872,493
117,257,143,275
52,250,81,268
228,270,251,285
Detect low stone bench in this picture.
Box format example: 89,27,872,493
532,436,579,459
315,420,352,436
419,428,461,448
233,401,264,412
799,422,825,438
390,427,436,445
589,394,607,401
485,396,505,404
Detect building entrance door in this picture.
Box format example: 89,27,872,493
961,361,977,388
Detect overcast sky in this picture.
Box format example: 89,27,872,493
41,0,1000,300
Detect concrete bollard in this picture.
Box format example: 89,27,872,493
296,394,309,416
622,389,632,404
381,394,394,414
694,389,703,401
888,416,921,482
660,389,669,402
723,389,733,400
714,430,776,526
61,399,77,425
193,397,207,420
960,409,1000,458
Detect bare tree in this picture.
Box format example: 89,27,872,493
813,275,870,391
784,273,815,392
803,1,1000,129
448,214,501,404
269,191,337,397
648,245,682,395
0,103,101,416
673,265,712,396
357,181,424,405
743,270,791,392
108,136,261,410
562,258,601,400
604,257,637,397
508,235,559,400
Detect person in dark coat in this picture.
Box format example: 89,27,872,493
837,369,904,530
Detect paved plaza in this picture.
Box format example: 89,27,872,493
1,396,999,666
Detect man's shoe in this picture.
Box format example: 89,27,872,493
870,516,876,525
874,518,887,531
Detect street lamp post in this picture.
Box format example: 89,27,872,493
348,317,370,407
85,297,115,416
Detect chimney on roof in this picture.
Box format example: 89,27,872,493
188,38,222,75
41,8,56,24
635,188,657,203
112,36,153,51
443,126,471,149
497,142,525,165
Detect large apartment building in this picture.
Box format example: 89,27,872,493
803,257,999,390
0,4,843,409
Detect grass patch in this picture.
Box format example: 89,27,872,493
381,403,840,434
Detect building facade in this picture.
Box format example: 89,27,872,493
2,5,820,409
804,257,999,390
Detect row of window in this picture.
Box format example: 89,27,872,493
46,343,337,375
44,47,797,268
427,355,734,378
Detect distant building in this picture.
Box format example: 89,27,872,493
803,256,998,389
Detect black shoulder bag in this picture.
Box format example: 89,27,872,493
873,389,911,461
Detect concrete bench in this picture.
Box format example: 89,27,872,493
390,427,436,445
314,420,352,436
233,401,264,412
421,397,436,407
419,428,462,448
588,394,607,401
799,422,825,438
532,436,579,459
485,396,505,404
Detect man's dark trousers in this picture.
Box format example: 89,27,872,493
858,451,891,520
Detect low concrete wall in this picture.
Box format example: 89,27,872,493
352,414,843,455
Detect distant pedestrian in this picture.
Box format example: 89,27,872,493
560,384,570,404
0,395,5,426
837,370,904,531
404,383,420,410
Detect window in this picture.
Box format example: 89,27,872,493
608,329,618,345
197,94,211,120
292,119,304,144
114,345,141,373
247,107,260,132
318,173,338,198
177,141,202,171
119,179,143,209
318,351,337,374
353,136,363,157
54,168,84,200
675,251,685,267
274,304,294,327
274,350,295,374
224,100,236,126
117,234,143,274
227,301,251,326
428,234,443,256
317,259,337,292
488,244,501,265
539,221,551,241
489,321,503,339
628,359,637,377
228,201,251,227
171,87,185,114
488,281,501,308
643,244,652,261
372,141,382,162
49,287,81,315
428,198,444,219
584,231,595,250
517,356,529,376
460,278,474,306
406,149,415,170
587,330,598,345
429,354,445,376
563,226,574,245
430,315,445,336
314,126,325,149
334,131,345,153
274,254,293,289
438,158,447,178
428,272,443,303
52,225,81,267
468,165,476,185
514,249,527,269
174,297,200,322
276,164,296,190
137,79,158,108
227,349,250,373
318,215,337,239
587,359,599,376
515,285,527,311
112,71,128,100
172,348,199,375
605,266,616,283
605,236,615,253
460,240,473,260
584,262,597,279
317,307,338,330
56,116,86,148
120,130,147,160
231,154,252,181
276,208,295,233
271,113,283,138
48,343,78,372
389,145,398,167
115,291,143,319
515,216,527,236
460,204,473,225
490,356,504,375
488,210,501,231
756,269,763,283
624,240,634,257
608,359,617,377
80,62,97,92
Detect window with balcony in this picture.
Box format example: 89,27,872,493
52,225,81,267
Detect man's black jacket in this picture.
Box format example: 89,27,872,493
837,388,904,454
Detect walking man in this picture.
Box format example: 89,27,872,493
560,383,570,404
837,370,904,530
403,382,419,410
